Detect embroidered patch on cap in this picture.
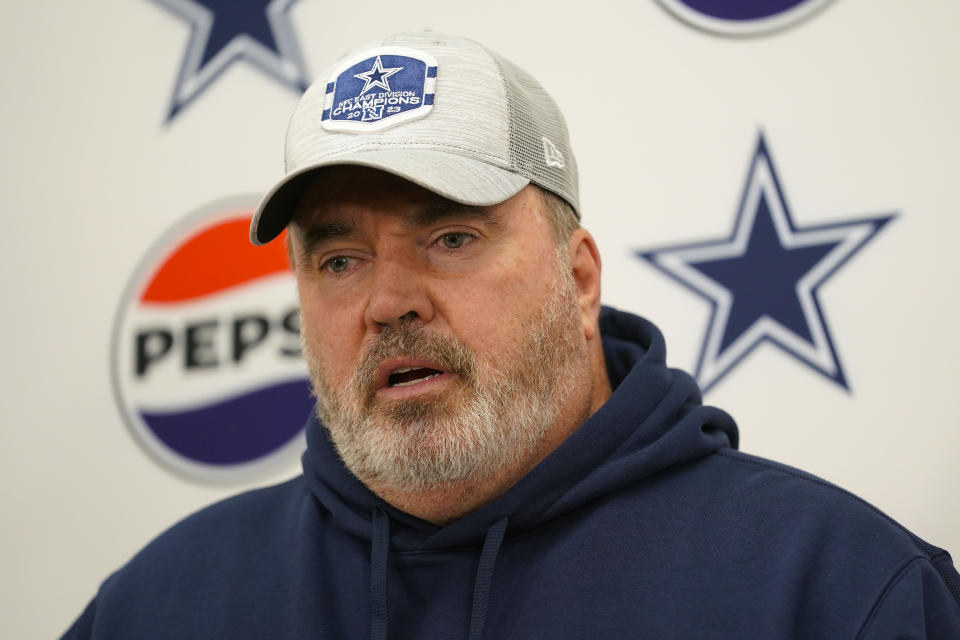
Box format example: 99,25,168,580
321,47,437,132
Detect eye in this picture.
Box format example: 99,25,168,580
323,256,352,274
437,232,474,250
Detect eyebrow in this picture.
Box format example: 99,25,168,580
294,199,502,258
406,200,497,228
296,221,358,258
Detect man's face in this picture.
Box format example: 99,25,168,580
291,167,592,491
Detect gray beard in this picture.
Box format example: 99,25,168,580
304,260,587,491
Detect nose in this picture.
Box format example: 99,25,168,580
363,256,435,330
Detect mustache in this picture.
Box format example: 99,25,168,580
351,324,476,404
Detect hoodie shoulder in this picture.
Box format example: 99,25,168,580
68,476,316,638
136,475,311,559
713,448,938,552
707,448,960,634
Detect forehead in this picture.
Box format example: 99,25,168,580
291,166,548,238
295,166,434,219
294,166,479,227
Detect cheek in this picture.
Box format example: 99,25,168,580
297,284,364,384
437,250,556,354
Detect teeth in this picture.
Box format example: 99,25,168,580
392,366,415,374
392,372,440,387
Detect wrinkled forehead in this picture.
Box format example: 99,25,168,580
292,166,474,226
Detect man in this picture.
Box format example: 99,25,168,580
64,31,960,639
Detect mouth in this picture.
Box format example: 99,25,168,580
374,359,456,399
388,366,444,387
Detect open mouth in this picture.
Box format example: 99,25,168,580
387,366,444,387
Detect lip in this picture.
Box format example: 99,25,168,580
374,358,456,400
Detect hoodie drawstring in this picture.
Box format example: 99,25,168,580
368,511,508,640
370,508,390,640
468,516,508,640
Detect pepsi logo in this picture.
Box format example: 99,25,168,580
656,0,836,36
111,197,313,483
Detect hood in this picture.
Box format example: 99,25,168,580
301,305,738,550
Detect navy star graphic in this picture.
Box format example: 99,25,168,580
636,134,895,393
151,0,309,122
354,56,403,95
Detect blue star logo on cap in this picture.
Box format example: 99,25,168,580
151,0,309,122
354,56,403,96
321,47,438,132
636,134,895,393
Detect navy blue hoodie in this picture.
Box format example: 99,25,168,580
63,308,960,638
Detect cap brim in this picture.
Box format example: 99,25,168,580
250,149,530,245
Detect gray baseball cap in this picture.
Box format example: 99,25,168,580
250,31,580,245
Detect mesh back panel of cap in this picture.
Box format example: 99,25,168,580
492,54,580,216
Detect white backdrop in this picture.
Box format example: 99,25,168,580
3,1,958,637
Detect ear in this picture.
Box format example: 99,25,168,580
566,228,603,341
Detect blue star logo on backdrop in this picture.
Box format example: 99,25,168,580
636,134,895,393
354,56,403,95
151,0,309,122
655,0,838,36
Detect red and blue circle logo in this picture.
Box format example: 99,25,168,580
656,0,836,35
111,197,313,483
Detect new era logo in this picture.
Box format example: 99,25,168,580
542,136,565,169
